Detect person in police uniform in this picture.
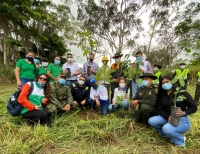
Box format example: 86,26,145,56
152,64,162,85
130,73,158,127
45,73,78,117
194,71,200,106
110,52,128,100
172,61,190,90
70,75,90,109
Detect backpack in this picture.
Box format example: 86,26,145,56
7,82,34,116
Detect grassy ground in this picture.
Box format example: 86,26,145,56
0,83,200,154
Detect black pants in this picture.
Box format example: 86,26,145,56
22,110,52,127
132,108,157,125
194,84,200,104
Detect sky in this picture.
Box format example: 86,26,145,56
52,0,200,67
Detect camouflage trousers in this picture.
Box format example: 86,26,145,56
45,102,78,117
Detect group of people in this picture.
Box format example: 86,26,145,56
14,51,198,147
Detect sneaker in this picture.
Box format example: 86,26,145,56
175,135,186,147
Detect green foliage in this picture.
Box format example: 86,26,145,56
95,65,113,83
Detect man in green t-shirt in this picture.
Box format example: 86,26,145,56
38,57,49,75
47,56,62,82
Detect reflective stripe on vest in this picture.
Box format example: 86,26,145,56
175,69,189,79
152,71,161,84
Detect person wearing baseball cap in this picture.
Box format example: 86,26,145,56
87,78,109,115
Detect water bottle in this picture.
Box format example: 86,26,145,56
11,95,15,101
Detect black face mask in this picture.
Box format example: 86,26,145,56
89,58,94,62
91,84,97,89
27,56,34,62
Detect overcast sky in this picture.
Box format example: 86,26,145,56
52,0,199,67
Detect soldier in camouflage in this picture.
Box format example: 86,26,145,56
45,73,78,117
130,73,158,127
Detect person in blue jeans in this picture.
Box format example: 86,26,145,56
88,78,109,115
108,77,129,112
148,76,197,147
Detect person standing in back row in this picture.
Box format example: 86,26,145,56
62,53,80,87
82,53,99,87
152,64,162,85
47,56,62,82
15,51,38,87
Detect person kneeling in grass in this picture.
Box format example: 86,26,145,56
18,74,52,127
45,73,78,117
88,78,109,115
108,77,129,112
148,76,197,147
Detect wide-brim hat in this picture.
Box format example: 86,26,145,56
179,61,187,65
139,73,157,80
153,64,162,69
112,52,123,58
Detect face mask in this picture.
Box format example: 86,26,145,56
142,80,149,86
154,67,158,71
26,56,34,62
103,61,107,65
68,58,73,62
115,59,120,63
136,57,142,61
119,83,125,89
162,83,173,90
91,84,97,89
42,62,48,67
59,79,66,85
37,82,46,88
180,65,185,69
78,80,85,85
55,60,60,65
34,59,40,64
89,58,94,62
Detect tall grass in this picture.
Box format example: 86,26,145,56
0,85,200,153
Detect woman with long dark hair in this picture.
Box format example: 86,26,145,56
15,51,38,86
18,74,52,127
148,76,197,146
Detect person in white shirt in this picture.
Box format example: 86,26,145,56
88,78,109,115
108,77,130,112
62,53,80,87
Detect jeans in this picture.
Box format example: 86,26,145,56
88,98,109,115
66,80,77,87
148,115,190,146
108,100,129,111
20,78,34,86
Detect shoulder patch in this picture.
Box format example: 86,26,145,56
72,84,76,87
86,86,88,90
155,89,158,94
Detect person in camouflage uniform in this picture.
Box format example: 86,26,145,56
45,73,78,117
130,73,158,127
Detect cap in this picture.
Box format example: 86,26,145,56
90,78,96,84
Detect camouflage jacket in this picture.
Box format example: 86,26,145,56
50,81,73,110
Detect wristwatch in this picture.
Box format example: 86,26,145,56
182,111,187,116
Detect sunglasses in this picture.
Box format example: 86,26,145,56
39,77,47,81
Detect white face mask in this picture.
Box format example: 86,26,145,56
78,80,85,85
119,83,125,88
68,58,73,62
42,62,48,67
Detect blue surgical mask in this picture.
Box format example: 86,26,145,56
180,65,185,69
59,79,66,85
55,60,60,65
142,80,149,86
34,59,40,64
154,67,158,71
115,59,120,63
136,57,142,61
162,83,173,90
36,82,46,88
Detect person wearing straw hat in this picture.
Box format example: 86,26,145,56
129,73,158,127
